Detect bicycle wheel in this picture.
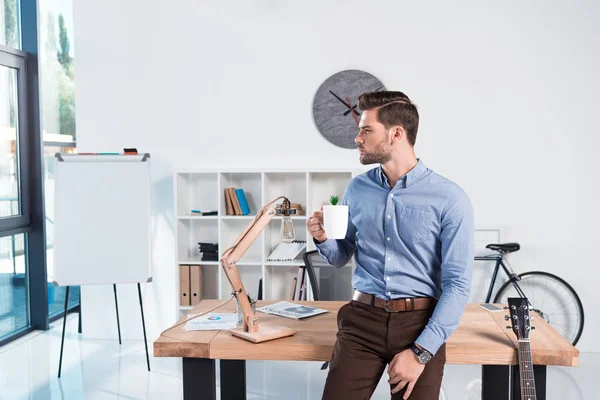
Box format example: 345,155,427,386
493,271,584,345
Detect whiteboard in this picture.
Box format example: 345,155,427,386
53,154,152,286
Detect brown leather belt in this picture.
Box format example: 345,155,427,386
352,290,436,312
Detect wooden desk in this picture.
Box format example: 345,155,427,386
154,300,579,400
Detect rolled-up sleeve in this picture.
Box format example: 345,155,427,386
415,187,474,355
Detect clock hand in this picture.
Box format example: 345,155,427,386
329,90,354,110
344,85,383,115
345,96,360,125
343,105,360,116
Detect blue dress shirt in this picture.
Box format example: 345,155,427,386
315,159,474,355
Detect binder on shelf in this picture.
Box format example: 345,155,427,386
180,265,190,306
235,188,251,215
190,265,202,306
267,240,307,262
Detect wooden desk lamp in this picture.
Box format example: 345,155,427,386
220,196,297,343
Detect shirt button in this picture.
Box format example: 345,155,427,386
388,257,391,261
387,215,391,219
387,291,392,296
386,276,390,281
387,237,391,241
389,193,394,198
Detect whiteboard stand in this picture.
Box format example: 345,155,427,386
53,153,153,378
57,283,150,378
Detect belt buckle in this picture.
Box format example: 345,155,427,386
383,300,399,313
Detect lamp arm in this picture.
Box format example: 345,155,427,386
219,196,286,333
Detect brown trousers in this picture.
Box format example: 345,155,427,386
322,300,446,400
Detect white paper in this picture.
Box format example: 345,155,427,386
184,313,237,331
256,301,328,320
266,241,306,261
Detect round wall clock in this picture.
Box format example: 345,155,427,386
312,69,386,149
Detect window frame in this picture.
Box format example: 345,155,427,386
0,46,32,233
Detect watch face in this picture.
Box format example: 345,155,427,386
419,352,433,363
312,69,386,149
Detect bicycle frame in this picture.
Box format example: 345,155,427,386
475,253,527,303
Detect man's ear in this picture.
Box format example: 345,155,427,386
389,125,404,144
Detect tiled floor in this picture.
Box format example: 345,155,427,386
0,314,596,399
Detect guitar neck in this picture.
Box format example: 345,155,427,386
518,340,536,400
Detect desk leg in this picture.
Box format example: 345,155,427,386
183,358,215,400
481,365,510,400
220,360,246,400
512,365,547,400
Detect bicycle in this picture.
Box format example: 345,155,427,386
475,242,584,345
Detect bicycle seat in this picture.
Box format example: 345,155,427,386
486,243,520,253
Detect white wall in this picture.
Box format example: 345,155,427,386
73,1,600,351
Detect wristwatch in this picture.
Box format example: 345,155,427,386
410,343,433,364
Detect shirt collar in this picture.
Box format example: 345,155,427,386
377,159,427,189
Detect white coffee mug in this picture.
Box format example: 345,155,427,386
322,205,349,239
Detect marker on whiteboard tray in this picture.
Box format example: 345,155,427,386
77,152,120,155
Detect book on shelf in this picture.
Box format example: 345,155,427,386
256,301,328,320
235,188,251,215
294,267,306,301
266,240,306,262
190,210,218,216
290,277,297,300
198,242,218,251
227,187,243,215
257,278,263,300
224,188,234,215
223,187,251,215
198,252,219,261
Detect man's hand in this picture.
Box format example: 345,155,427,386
307,207,327,243
387,348,425,398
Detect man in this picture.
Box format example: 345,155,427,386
308,91,474,399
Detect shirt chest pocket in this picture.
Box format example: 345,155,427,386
398,207,430,244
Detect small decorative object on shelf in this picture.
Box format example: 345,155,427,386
290,203,306,216
275,202,305,216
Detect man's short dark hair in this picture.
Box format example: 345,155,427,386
357,91,419,146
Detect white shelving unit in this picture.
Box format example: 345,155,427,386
174,169,358,312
